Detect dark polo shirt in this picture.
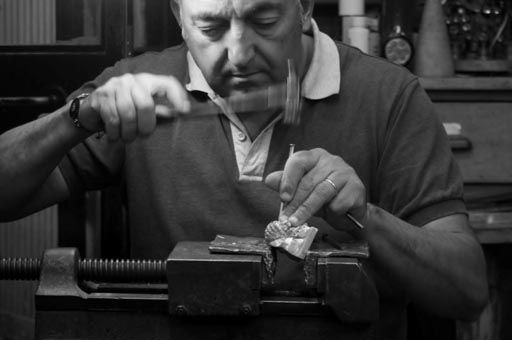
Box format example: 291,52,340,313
60,42,466,339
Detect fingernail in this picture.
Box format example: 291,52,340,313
288,216,298,225
279,215,288,223
281,192,291,202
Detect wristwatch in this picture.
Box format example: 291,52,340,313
69,93,90,130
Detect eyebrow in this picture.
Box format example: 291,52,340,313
191,1,284,22
249,2,284,16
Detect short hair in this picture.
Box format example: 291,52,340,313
172,0,306,26
172,0,303,9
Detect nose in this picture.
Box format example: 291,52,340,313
226,22,255,69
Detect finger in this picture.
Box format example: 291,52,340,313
279,150,320,202
138,74,190,117
154,103,175,117
115,82,138,142
328,178,366,220
94,87,120,141
162,76,191,114
264,171,283,192
281,166,334,218
287,178,338,226
280,149,340,216
131,82,156,137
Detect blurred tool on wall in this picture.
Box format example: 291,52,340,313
444,0,511,74
338,0,381,56
415,0,455,77
380,0,416,67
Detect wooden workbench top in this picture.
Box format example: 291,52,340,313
419,77,512,91
469,211,512,244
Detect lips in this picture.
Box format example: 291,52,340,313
222,71,271,92
230,72,260,79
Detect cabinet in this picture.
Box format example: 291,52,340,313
0,0,130,133
422,78,512,184
421,77,512,340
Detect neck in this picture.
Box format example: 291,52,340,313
299,33,315,81
238,109,279,141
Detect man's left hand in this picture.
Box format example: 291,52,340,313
265,148,367,230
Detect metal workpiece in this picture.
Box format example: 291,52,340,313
208,234,275,285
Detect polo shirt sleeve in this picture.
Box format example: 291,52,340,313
58,46,188,196
58,61,130,196
375,79,467,227
59,137,125,196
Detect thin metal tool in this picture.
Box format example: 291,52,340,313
279,143,296,218
346,212,365,230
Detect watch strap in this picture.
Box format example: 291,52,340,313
69,93,90,130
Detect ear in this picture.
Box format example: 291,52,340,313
300,0,315,33
170,0,182,27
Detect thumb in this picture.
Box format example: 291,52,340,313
264,171,283,192
154,97,178,118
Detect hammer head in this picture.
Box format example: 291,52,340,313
283,59,302,126
181,59,302,124
233,58,302,125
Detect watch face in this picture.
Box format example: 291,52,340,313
384,37,413,65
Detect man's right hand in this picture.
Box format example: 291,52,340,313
79,73,191,142
0,73,190,220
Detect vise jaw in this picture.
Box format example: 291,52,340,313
167,241,379,323
167,241,262,317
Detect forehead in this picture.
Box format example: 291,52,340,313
181,0,291,18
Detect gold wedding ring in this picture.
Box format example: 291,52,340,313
324,178,338,192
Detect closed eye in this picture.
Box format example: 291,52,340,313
197,24,227,39
252,17,279,29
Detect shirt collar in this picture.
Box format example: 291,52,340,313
301,19,341,99
185,19,341,100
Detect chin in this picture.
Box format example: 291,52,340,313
231,83,261,93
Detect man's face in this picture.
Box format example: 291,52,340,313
178,0,306,97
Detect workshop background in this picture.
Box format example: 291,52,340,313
0,0,511,339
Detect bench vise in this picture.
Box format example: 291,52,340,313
1,239,379,340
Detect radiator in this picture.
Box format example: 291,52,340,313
0,205,58,339
0,0,56,45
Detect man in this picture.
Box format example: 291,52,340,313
0,0,487,338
